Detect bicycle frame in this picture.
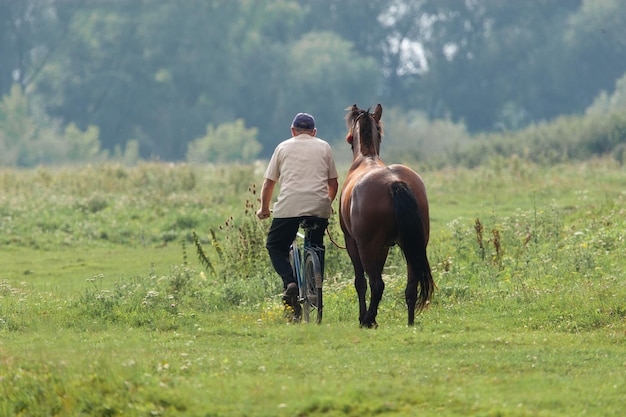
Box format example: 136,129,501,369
291,232,304,288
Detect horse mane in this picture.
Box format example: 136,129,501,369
345,106,383,153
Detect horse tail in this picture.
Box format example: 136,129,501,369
390,181,434,312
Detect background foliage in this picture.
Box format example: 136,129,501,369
1,0,626,166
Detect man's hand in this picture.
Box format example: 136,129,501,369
258,178,276,221
257,208,271,220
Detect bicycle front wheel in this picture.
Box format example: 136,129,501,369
303,250,323,324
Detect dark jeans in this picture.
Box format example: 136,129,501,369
266,216,328,289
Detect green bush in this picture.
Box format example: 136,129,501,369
186,119,261,163
0,84,106,167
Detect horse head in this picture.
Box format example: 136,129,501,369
345,104,383,158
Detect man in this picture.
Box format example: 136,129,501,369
257,112,339,313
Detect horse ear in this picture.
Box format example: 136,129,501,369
374,104,383,122
351,104,358,112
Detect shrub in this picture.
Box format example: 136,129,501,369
186,119,261,164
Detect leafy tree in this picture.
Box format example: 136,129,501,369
186,119,261,164
64,123,102,162
0,84,35,143
3,0,626,163
0,84,38,165
380,106,470,164
274,31,379,142
34,0,300,159
0,83,104,166
35,1,160,156
0,0,61,96
443,81,626,168
587,73,626,115
563,0,626,112
379,0,584,131
293,0,390,59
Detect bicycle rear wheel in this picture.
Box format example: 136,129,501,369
303,249,323,324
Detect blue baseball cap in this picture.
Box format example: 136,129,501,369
292,113,315,130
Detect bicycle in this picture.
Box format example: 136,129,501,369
288,219,325,324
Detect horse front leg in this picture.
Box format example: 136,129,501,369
345,237,367,325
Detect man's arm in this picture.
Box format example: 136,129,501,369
328,178,339,202
256,178,276,220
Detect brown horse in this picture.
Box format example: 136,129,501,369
339,104,434,328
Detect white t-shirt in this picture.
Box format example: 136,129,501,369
264,134,338,218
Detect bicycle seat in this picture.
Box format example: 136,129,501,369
299,218,321,231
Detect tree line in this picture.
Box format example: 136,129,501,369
1,0,625,166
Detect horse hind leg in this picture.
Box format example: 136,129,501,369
361,250,388,328
361,246,389,328
345,237,368,325
405,268,418,326
355,271,368,326
363,274,384,328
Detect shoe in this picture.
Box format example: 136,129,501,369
282,282,301,321
282,282,298,304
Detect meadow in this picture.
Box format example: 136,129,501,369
0,158,624,416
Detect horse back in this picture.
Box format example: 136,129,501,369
341,163,429,245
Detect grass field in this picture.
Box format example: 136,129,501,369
1,158,625,416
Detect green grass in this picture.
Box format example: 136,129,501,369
1,318,623,416
1,158,625,416
0,246,183,293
